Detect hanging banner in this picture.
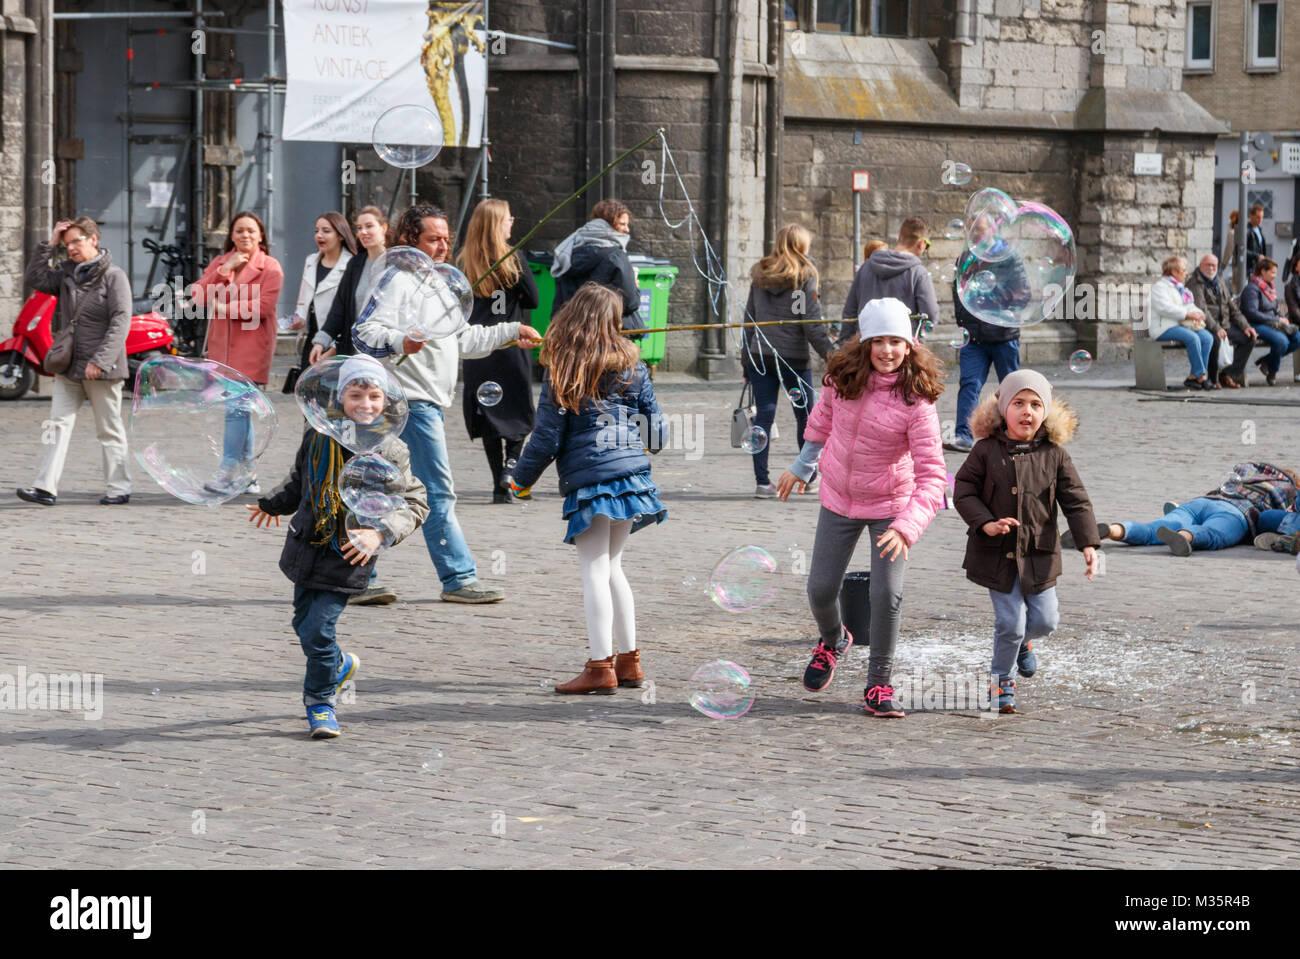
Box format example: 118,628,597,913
282,0,487,148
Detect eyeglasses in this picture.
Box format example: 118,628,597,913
65,235,92,247
922,238,932,250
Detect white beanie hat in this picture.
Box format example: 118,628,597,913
337,354,387,393
857,297,915,343
996,368,1052,419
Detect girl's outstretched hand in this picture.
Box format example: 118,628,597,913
982,517,1020,537
877,528,909,562
246,504,280,528
775,470,805,501
1083,545,1099,580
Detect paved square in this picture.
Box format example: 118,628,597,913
2,362,1297,868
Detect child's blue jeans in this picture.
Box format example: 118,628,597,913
292,586,349,707
988,576,1059,677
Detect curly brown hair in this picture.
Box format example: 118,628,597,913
823,335,945,405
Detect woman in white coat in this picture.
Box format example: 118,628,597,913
1146,254,1215,390
289,211,357,376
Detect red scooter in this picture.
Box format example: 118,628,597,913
0,291,177,400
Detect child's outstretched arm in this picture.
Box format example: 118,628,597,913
777,440,824,500
511,380,566,490
247,438,307,525
634,363,669,453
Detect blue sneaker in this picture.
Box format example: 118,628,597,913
333,652,360,699
1017,640,1037,678
992,676,1016,714
307,704,340,738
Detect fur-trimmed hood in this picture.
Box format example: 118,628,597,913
969,395,1078,445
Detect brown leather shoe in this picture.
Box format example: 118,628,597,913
554,657,617,695
1219,373,1242,389
614,650,645,687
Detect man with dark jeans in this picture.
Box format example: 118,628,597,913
1186,252,1256,388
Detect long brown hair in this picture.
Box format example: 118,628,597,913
540,283,640,413
751,224,817,291
456,198,521,297
317,210,358,257
823,335,945,405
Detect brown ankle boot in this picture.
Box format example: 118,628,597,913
614,650,644,687
554,657,617,695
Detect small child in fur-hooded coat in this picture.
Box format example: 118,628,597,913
953,369,1100,711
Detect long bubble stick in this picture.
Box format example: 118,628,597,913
503,314,929,347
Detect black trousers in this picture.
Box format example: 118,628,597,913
1207,327,1252,382
482,425,525,491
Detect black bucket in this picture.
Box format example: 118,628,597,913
839,570,871,649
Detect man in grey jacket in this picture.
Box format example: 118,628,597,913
17,217,133,506
838,217,939,345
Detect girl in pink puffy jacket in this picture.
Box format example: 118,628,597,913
776,297,947,718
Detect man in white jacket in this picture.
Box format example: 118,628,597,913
354,205,541,603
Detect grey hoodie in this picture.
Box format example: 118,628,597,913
838,249,940,345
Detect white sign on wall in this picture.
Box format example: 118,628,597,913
282,0,487,148
1133,153,1162,175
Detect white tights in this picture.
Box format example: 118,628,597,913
574,515,637,660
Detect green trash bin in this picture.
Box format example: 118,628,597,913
525,252,676,368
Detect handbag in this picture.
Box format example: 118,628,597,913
44,287,96,375
730,380,756,448
1218,336,1234,368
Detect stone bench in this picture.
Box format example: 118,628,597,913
1133,335,1299,390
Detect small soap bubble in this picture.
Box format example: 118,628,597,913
949,328,971,349
972,270,996,294
688,660,756,719
439,538,447,546
944,218,965,240
787,386,806,408
150,688,160,696
371,104,443,169
653,272,675,291
421,748,445,772
505,457,517,471
683,575,698,587
942,161,973,186
476,381,503,407
708,546,779,612
1221,475,1244,496
918,319,935,341
939,264,956,284
345,512,394,559
1069,349,1093,373
741,425,768,455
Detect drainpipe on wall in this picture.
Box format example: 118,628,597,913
763,0,783,252
23,0,54,292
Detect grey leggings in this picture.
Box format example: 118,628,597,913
806,507,907,690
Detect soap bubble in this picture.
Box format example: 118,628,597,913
949,328,971,349
956,198,1076,328
689,660,756,719
787,385,807,408
296,355,409,455
682,575,698,587
420,748,445,772
1069,349,1093,373
654,272,675,291
709,545,779,612
917,318,935,341
741,425,768,454
344,511,395,559
942,161,974,186
939,263,956,284
130,356,277,506
1220,474,1244,496
944,218,965,240
476,381,503,407
339,454,405,520
356,248,470,345
963,188,1019,261
371,104,443,169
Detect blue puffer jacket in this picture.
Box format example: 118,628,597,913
513,360,668,495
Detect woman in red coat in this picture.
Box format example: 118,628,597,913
190,211,284,494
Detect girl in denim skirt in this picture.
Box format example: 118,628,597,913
511,283,669,694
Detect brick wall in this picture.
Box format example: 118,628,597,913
1181,0,1300,132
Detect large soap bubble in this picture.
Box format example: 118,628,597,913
344,511,396,560
963,188,1019,261
356,248,470,344
709,546,779,612
339,453,405,520
371,104,443,169
296,354,409,455
131,355,277,506
688,660,756,719
957,198,1076,328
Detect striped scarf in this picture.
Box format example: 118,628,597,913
304,431,347,552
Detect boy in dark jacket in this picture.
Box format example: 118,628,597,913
247,355,428,738
953,369,1100,714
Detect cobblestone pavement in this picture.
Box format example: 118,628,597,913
2,360,1298,869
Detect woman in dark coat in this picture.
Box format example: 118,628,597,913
550,198,645,333
456,199,541,502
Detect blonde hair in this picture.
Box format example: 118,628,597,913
1161,255,1187,276
456,198,521,297
751,224,818,290
540,283,640,413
